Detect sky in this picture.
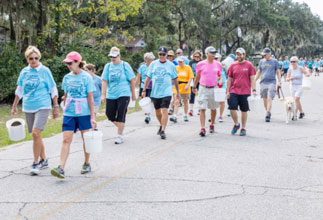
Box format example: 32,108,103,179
293,0,323,20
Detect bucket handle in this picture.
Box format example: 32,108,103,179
6,117,25,128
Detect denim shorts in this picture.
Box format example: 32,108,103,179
62,115,92,132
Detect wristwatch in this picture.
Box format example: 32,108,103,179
252,89,256,92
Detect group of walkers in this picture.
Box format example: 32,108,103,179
11,45,312,179
279,56,323,78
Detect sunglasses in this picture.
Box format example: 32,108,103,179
193,56,200,58
29,57,39,61
176,52,181,55
291,61,297,63
158,53,166,56
65,62,73,66
167,55,174,57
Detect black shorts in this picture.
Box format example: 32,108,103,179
227,93,250,112
151,96,172,110
139,88,151,97
283,68,289,74
106,97,130,123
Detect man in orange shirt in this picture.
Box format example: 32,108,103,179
170,56,194,122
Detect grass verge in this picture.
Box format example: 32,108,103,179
0,102,141,148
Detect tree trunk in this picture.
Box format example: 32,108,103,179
9,9,16,42
53,0,61,54
263,29,270,47
98,0,108,28
35,0,48,37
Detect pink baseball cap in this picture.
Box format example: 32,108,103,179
63,51,82,63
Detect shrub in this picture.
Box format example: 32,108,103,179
0,42,147,103
0,44,25,103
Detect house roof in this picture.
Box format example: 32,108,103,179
126,37,146,48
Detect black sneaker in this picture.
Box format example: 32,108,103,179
160,131,166,139
51,166,65,179
170,117,177,123
265,112,271,122
231,123,240,135
39,159,48,170
144,116,150,124
299,112,305,119
157,126,162,135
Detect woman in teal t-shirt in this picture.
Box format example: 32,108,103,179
11,46,59,176
101,47,136,145
51,51,96,179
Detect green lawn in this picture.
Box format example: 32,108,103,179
0,102,141,148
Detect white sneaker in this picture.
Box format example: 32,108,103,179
115,136,124,144
218,117,223,123
30,163,41,175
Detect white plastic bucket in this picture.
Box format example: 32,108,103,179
60,101,65,110
128,100,136,108
247,95,261,102
190,79,194,87
222,55,235,72
214,88,226,102
139,97,154,113
84,130,103,154
247,95,261,110
302,77,311,90
6,118,26,141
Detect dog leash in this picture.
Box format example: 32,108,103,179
277,85,285,99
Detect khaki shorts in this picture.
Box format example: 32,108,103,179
196,86,219,110
25,109,50,133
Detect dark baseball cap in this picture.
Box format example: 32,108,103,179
262,48,271,55
158,46,168,53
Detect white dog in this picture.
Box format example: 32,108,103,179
284,97,297,124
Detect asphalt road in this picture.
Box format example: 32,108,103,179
0,76,323,220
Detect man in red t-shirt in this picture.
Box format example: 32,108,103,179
226,48,256,136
